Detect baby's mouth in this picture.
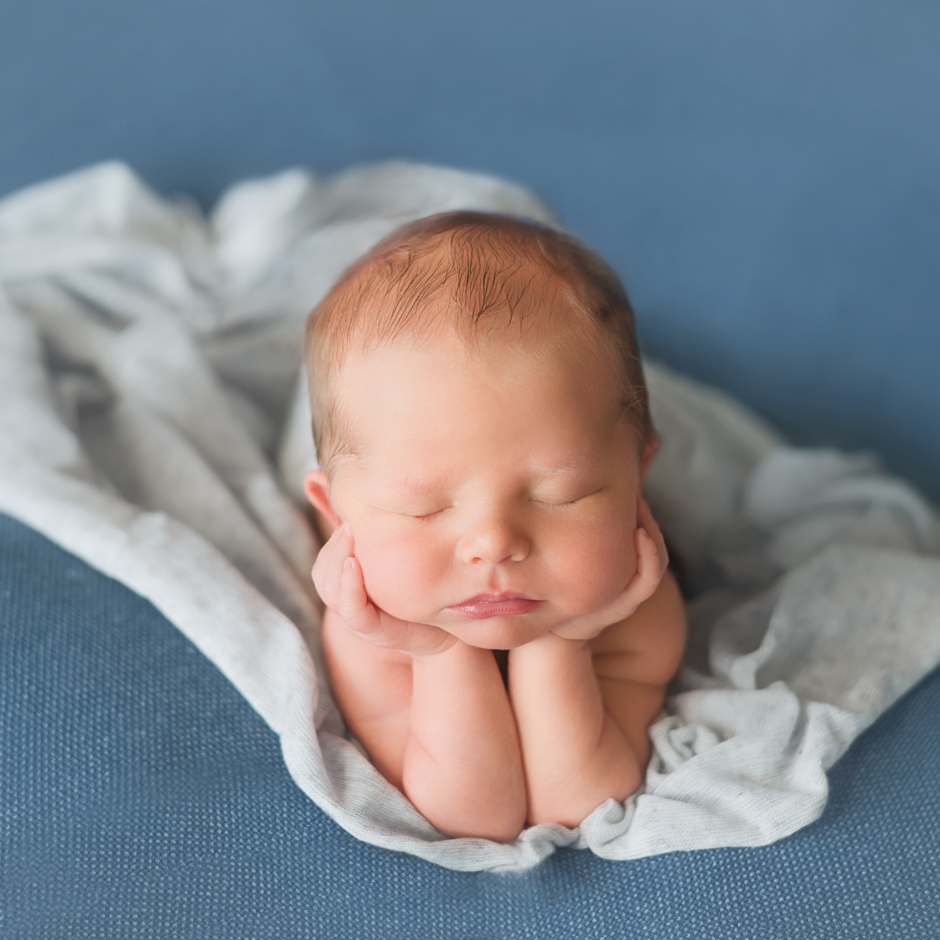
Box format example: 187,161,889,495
447,593,543,619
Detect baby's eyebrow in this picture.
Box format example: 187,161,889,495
382,476,452,495
526,456,596,476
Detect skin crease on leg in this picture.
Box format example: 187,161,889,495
303,306,685,840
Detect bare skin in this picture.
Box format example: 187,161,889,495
305,319,686,841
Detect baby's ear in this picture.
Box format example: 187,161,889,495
640,431,660,480
303,469,342,531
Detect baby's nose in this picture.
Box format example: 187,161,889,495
457,513,530,565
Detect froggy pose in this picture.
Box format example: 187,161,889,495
302,212,686,842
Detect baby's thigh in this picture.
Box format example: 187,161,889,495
322,609,413,787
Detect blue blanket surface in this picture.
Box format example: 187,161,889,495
3,512,939,939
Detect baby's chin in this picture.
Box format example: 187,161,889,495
438,615,554,650
382,600,551,649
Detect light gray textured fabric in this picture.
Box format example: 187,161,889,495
1,162,939,872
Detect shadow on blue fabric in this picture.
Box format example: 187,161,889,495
2,512,938,939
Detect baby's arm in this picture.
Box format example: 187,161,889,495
317,528,526,842
509,518,686,827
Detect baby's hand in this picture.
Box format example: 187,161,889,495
551,499,668,642
312,522,457,657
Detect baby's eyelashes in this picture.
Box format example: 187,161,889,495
372,502,453,520
531,487,603,508
414,508,449,522
377,489,605,518
372,502,453,521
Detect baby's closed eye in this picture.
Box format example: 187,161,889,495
412,507,451,522
375,502,452,521
385,488,605,518
366,494,452,520
532,487,604,508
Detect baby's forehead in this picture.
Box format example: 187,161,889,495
333,335,633,468
339,298,611,391
332,315,625,449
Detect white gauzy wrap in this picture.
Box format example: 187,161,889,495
1,161,938,872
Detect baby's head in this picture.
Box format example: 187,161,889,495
304,211,657,649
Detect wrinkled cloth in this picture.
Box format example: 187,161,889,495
1,162,938,872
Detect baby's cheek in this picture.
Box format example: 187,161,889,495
553,521,637,613
352,526,447,621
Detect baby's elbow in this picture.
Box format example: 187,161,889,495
473,812,526,844
405,777,526,843
527,754,642,829
433,799,527,844
494,802,528,843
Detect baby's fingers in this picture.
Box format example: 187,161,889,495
311,521,354,609
632,527,664,603
335,559,454,654
338,555,383,639
637,498,668,577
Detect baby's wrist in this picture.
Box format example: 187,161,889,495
547,632,591,651
512,631,589,658
408,633,459,659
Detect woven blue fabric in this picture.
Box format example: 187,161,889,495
2,511,939,939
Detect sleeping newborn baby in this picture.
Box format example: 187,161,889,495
302,211,686,842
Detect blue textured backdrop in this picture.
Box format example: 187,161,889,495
2,0,939,501
3,513,940,938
